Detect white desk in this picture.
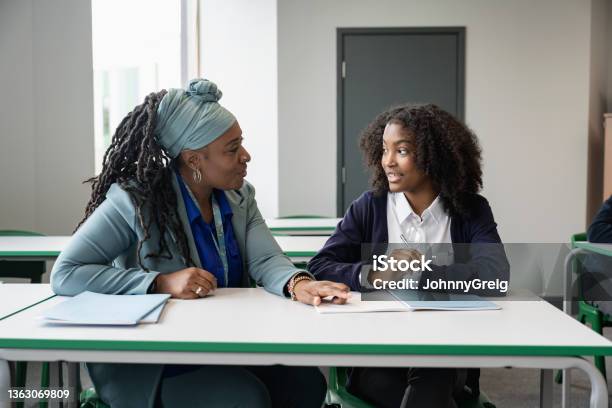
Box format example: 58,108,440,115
0,284,54,321
266,218,341,236
0,235,328,263
0,287,610,407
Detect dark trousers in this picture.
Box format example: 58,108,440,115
156,364,327,408
347,367,458,408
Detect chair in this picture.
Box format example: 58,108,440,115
325,367,496,408
80,387,109,408
82,370,497,408
0,230,51,408
571,232,611,378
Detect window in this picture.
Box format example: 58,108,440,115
91,0,182,173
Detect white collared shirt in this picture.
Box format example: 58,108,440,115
387,192,454,269
359,192,455,288
387,192,452,244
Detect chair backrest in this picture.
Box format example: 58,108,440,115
571,232,587,246
569,232,593,302
332,366,348,389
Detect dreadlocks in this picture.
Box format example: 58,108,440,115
77,90,194,270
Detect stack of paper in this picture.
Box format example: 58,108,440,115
42,291,171,325
315,293,407,314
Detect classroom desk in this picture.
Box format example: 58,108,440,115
0,235,329,264
0,286,611,408
265,218,341,236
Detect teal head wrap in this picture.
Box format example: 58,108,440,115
155,78,236,158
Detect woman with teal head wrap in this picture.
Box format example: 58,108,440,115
51,78,350,407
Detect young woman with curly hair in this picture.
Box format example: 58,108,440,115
308,104,509,408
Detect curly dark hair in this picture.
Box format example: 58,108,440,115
76,90,194,270
359,103,483,218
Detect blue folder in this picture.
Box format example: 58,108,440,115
43,291,171,325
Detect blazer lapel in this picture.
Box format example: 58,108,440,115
227,188,248,274
170,174,203,268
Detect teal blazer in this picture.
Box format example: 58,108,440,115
51,177,300,407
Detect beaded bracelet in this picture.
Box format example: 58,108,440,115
288,274,314,301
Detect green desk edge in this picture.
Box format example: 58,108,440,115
283,251,317,257
0,251,60,257
0,338,611,357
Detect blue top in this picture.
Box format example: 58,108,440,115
175,173,243,287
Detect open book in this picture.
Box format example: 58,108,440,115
315,290,500,314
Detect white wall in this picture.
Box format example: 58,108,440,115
199,0,278,218
587,0,610,220
1,0,608,242
0,0,94,235
278,0,595,242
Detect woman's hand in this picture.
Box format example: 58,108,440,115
155,267,217,299
293,280,350,306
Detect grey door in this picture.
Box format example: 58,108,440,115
337,27,465,214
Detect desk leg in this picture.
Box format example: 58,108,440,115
564,248,586,315
540,369,553,408
0,359,10,408
562,368,572,408
566,357,607,408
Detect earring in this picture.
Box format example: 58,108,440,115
192,168,202,183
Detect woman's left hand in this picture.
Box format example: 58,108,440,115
293,280,351,306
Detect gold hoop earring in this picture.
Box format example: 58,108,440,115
193,168,202,183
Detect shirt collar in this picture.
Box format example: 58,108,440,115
175,172,233,224
425,196,445,224
392,192,444,224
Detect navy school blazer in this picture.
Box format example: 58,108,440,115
308,191,510,295
588,195,612,243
